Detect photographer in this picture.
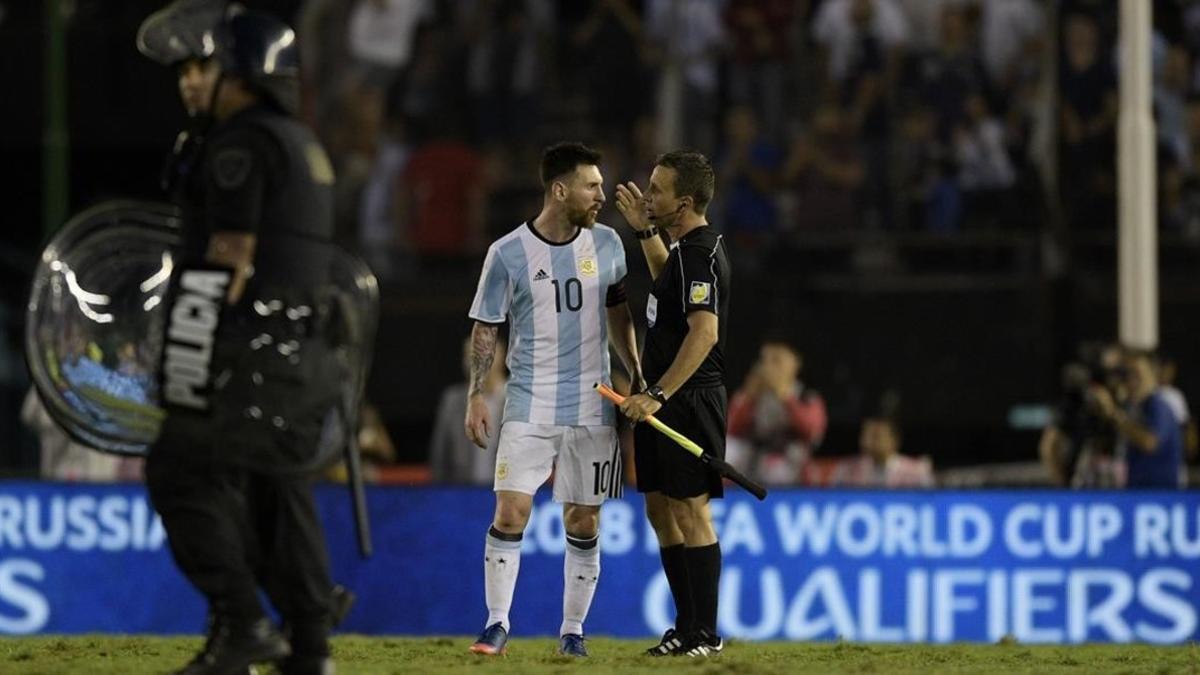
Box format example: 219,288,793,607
1088,349,1185,489
1040,357,1121,488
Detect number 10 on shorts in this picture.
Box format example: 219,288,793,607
592,460,615,496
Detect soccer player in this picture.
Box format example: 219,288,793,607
464,142,643,657
614,150,731,657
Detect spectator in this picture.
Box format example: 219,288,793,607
907,3,992,140
327,403,397,483
358,112,411,281
1157,356,1197,460
830,415,934,488
727,340,827,486
395,122,489,260
781,103,867,230
342,0,435,163
954,93,1015,228
821,0,904,227
811,0,910,86
1089,349,1185,489
429,336,507,485
1059,11,1117,230
1038,359,1121,488
895,0,952,53
724,0,796,143
345,0,433,96
21,388,123,481
645,0,726,151
977,0,1045,99
896,105,960,231
1165,97,1200,238
396,22,459,141
1156,46,1192,170
718,106,785,251
359,402,397,469
463,0,552,145
571,0,651,145
297,0,353,142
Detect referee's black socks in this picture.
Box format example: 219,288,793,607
685,542,722,636
659,544,694,633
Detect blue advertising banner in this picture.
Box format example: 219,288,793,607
1,482,1199,643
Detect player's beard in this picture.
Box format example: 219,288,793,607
567,204,599,229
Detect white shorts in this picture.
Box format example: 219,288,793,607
493,422,622,505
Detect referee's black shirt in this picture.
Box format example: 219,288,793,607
642,225,731,390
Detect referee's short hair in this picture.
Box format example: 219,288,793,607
541,142,602,187
656,149,715,214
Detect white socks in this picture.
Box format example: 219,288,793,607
561,533,600,637
484,527,522,632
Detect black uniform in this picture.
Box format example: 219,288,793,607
635,226,732,500
145,103,340,659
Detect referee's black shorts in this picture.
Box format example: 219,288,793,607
634,385,727,500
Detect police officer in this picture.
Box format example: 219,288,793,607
613,151,731,657
137,3,342,673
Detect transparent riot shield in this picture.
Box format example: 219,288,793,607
26,200,379,474
26,201,180,455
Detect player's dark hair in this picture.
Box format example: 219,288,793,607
540,142,602,187
655,150,715,213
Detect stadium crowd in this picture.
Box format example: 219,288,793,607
303,0,1055,270
7,0,1200,490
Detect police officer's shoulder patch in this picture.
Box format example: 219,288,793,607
213,147,253,190
689,281,712,305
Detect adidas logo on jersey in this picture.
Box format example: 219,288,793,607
533,269,549,281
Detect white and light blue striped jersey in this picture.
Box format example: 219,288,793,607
468,221,628,427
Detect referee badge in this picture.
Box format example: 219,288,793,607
689,281,712,305
577,257,598,277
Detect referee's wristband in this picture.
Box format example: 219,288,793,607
634,226,659,240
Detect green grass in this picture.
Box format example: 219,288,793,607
0,636,1196,674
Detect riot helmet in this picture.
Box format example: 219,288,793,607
138,1,300,115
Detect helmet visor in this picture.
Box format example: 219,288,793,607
136,0,227,65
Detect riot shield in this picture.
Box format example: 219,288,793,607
26,201,179,455
26,200,379,476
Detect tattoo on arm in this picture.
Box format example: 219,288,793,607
469,324,498,396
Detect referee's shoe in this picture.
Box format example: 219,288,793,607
682,628,724,657
645,628,687,656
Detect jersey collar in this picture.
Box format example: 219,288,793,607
526,220,581,247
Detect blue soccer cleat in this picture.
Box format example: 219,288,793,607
558,633,588,657
469,622,509,656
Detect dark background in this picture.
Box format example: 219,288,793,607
3,0,1198,477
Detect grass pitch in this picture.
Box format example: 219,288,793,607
0,635,1195,674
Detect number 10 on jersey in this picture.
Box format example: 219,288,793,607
551,277,583,313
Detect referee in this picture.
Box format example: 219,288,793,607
613,151,730,657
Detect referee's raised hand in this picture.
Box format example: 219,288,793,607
615,182,650,232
